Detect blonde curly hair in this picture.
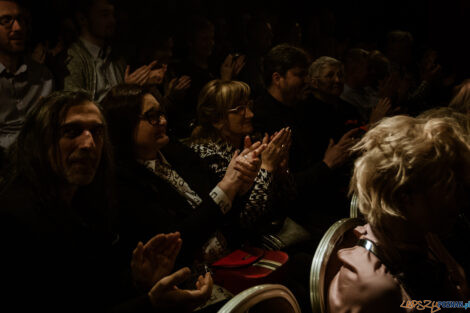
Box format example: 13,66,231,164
350,115,470,234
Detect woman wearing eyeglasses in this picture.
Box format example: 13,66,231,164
101,84,264,266
186,80,297,247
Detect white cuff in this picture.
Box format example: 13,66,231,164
210,186,232,214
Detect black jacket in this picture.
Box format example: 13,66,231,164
115,140,235,266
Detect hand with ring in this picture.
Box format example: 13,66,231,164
261,127,292,173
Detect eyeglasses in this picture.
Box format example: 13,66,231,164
138,109,166,126
0,14,26,28
227,100,254,115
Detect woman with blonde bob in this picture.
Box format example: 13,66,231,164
329,115,470,312
187,79,293,238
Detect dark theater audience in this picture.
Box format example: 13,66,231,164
0,0,469,311
101,84,264,266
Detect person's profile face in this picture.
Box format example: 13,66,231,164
51,101,105,187
280,66,307,105
224,99,254,138
133,93,169,160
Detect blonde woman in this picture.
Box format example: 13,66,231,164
329,115,470,312
187,79,293,238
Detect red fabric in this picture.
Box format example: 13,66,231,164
212,249,263,268
212,248,289,294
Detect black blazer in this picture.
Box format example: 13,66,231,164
115,140,230,266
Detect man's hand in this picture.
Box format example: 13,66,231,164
369,97,391,125
323,128,360,169
124,60,158,85
148,267,213,312
148,64,168,85
131,232,182,289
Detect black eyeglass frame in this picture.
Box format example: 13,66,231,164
138,109,166,126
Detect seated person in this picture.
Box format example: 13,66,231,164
101,84,263,266
329,115,470,312
0,90,212,312
254,44,359,241
0,0,54,149
64,0,156,101
186,79,296,244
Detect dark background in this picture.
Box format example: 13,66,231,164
20,0,470,80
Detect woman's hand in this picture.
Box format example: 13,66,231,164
131,232,182,289
261,128,292,173
148,267,213,312
218,141,266,199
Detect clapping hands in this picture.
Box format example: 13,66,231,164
131,232,214,311
260,127,292,173
131,232,182,289
219,139,266,198
220,54,246,81
167,75,191,100
369,97,392,125
323,128,361,169
148,267,213,312
125,60,168,85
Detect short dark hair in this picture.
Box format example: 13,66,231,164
263,44,309,86
101,84,161,162
3,90,114,205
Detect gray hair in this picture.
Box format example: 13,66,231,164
308,56,342,79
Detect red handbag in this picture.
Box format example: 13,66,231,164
211,247,289,294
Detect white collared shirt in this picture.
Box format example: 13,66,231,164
80,37,121,102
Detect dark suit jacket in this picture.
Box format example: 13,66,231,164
252,90,349,239
115,140,234,267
